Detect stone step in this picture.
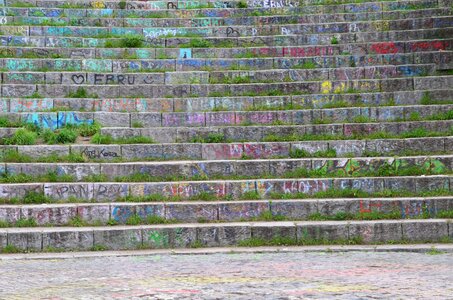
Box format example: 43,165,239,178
0,64,438,86
0,175,451,201
3,155,452,181
2,112,452,140
0,0,441,18
2,16,451,39
0,197,452,226
99,119,453,143
1,47,450,72
4,76,452,98
4,0,431,9
0,219,451,252
1,44,450,66
2,89,451,113
3,102,452,129
2,27,451,49
2,136,449,161
4,8,450,28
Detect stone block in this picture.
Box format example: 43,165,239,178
197,224,251,247
72,145,122,161
291,141,328,155
297,221,349,243
7,229,42,251
218,201,269,221
122,144,162,160
93,183,129,201
21,204,76,226
0,206,21,223
93,227,142,250
130,112,162,127
143,226,197,249
201,143,244,160
416,177,449,192
252,223,297,241
271,200,318,220
141,128,177,143
165,203,218,222
18,145,70,158
268,159,311,176
77,204,111,224
42,228,94,251
94,112,130,127
402,220,449,242
0,183,43,199
55,164,99,181
136,181,177,197
0,230,6,250
348,221,402,243
161,143,202,160
44,183,93,200
136,204,165,220
317,199,360,217
111,203,137,224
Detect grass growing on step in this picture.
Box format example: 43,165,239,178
42,127,78,144
426,246,445,255
293,61,317,69
263,126,453,142
0,245,21,254
0,171,75,184
289,148,337,158
3,128,37,145
238,0,248,8
3,187,452,205
238,236,364,247
190,133,227,143
14,218,37,227
10,1,35,7
180,38,213,48
66,87,98,98
91,133,154,144
308,210,401,221
131,121,144,128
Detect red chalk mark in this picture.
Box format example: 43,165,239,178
370,42,399,54
359,200,382,213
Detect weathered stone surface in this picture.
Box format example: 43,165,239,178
198,224,251,247
7,229,42,251
42,228,94,250
93,227,142,250
402,220,449,242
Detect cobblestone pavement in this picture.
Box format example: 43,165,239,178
1,250,452,299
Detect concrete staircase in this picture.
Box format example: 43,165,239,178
0,0,452,252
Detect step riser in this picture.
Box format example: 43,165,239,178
0,176,451,201
0,0,442,16
2,103,452,129
4,156,453,181
2,17,451,38
0,220,451,251
2,30,451,49
100,120,453,143
1,198,452,226
2,90,451,113
2,136,448,161
4,9,450,28
3,76,451,98
0,65,438,85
